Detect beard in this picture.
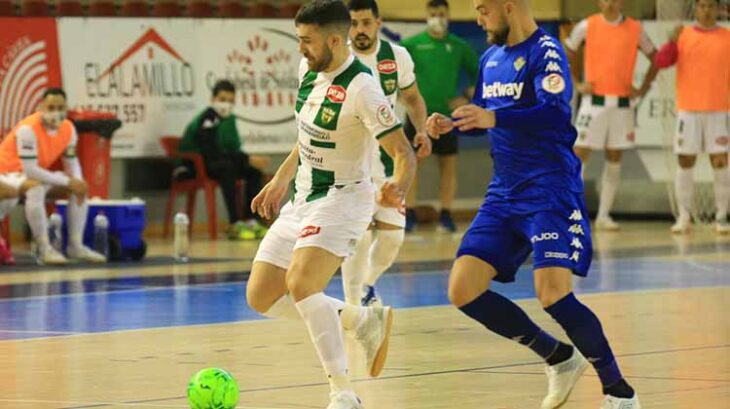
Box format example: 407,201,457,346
352,33,374,51
488,24,510,46
305,45,334,72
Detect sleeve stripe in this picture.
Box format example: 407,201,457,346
375,123,403,140
399,80,417,91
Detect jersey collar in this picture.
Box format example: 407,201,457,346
322,54,355,80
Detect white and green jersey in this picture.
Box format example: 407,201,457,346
353,39,416,183
294,54,402,202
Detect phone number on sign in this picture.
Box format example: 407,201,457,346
75,104,146,124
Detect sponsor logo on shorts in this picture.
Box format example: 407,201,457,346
531,232,559,243
568,224,585,236
569,209,583,221
326,85,347,103
716,136,729,146
377,59,397,75
299,225,321,238
545,251,569,259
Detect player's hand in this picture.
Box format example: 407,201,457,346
629,85,649,99
576,82,593,95
251,176,289,220
452,104,495,131
413,131,432,158
448,96,470,111
67,178,87,205
377,181,405,209
426,113,454,137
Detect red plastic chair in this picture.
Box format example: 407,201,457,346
88,0,116,16
20,0,49,15
248,1,275,17
160,136,245,240
217,0,245,17
152,0,180,16
0,0,15,16
57,0,84,15
120,0,148,16
187,0,212,17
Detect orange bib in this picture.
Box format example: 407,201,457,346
676,26,730,112
584,14,641,97
0,112,73,174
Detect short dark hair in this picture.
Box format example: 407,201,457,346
348,0,379,17
212,80,235,97
427,0,448,8
42,87,66,100
295,0,351,35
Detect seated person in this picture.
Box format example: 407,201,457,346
0,88,106,265
179,80,269,240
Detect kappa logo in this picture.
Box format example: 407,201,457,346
545,61,563,73
483,81,525,100
570,238,583,250
377,59,397,75
570,251,580,262
540,41,558,48
568,224,585,236
299,225,321,238
569,209,583,221
326,85,347,103
544,49,561,60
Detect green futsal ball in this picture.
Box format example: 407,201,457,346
187,368,240,409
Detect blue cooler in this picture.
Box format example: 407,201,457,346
56,198,147,261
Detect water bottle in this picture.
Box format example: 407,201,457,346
173,211,189,262
48,212,63,252
93,211,109,258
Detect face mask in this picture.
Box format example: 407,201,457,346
213,101,233,118
43,111,66,129
427,17,448,35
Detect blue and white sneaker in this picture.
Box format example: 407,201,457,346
360,285,382,307
405,209,417,233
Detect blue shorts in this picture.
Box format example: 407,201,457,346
457,189,592,283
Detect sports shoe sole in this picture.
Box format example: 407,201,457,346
549,355,590,409
369,306,394,377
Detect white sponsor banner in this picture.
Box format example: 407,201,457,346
58,18,301,157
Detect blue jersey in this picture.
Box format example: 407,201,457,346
472,28,582,199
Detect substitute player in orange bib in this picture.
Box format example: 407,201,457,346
655,0,730,234
0,88,106,264
565,0,659,231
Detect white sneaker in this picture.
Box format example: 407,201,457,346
540,349,589,409
670,216,691,234
601,394,641,409
352,305,394,377
595,217,620,231
326,390,363,409
39,247,68,265
67,245,107,263
714,219,730,235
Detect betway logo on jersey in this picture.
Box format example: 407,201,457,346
377,59,397,74
326,85,347,103
482,81,524,100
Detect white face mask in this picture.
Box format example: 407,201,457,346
427,17,448,35
213,101,234,118
42,111,66,129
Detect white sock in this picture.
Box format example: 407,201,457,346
262,294,301,320
24,186,50,252
713,167,730,221
340,230,372,304
68,197,88,248
675,167,694,221
295,293,351,392
366,229,404,286
597,162,621,220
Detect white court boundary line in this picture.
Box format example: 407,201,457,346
0,397,288,409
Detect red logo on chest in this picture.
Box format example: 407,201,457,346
299,225,321,238
377,59,397,74
326,85,347,103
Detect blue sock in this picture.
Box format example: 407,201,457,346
545,293,623,388
459,290,562,361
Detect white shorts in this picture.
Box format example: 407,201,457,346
372,178,406,228
675,111,729,155
574,95,636,150
254,182,376,270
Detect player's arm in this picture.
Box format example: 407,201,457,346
17,126,71,187
654,25,683,70
60,126,88,203
564,20,591,95
251,142,298,219
399,83,432,157
632,27,660,99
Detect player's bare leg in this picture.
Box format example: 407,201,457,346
437,154,458,232
595,149,623,231
710,152,729,233
573,146,592,179
672,154,697,234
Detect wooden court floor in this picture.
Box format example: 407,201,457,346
0,222,727,409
